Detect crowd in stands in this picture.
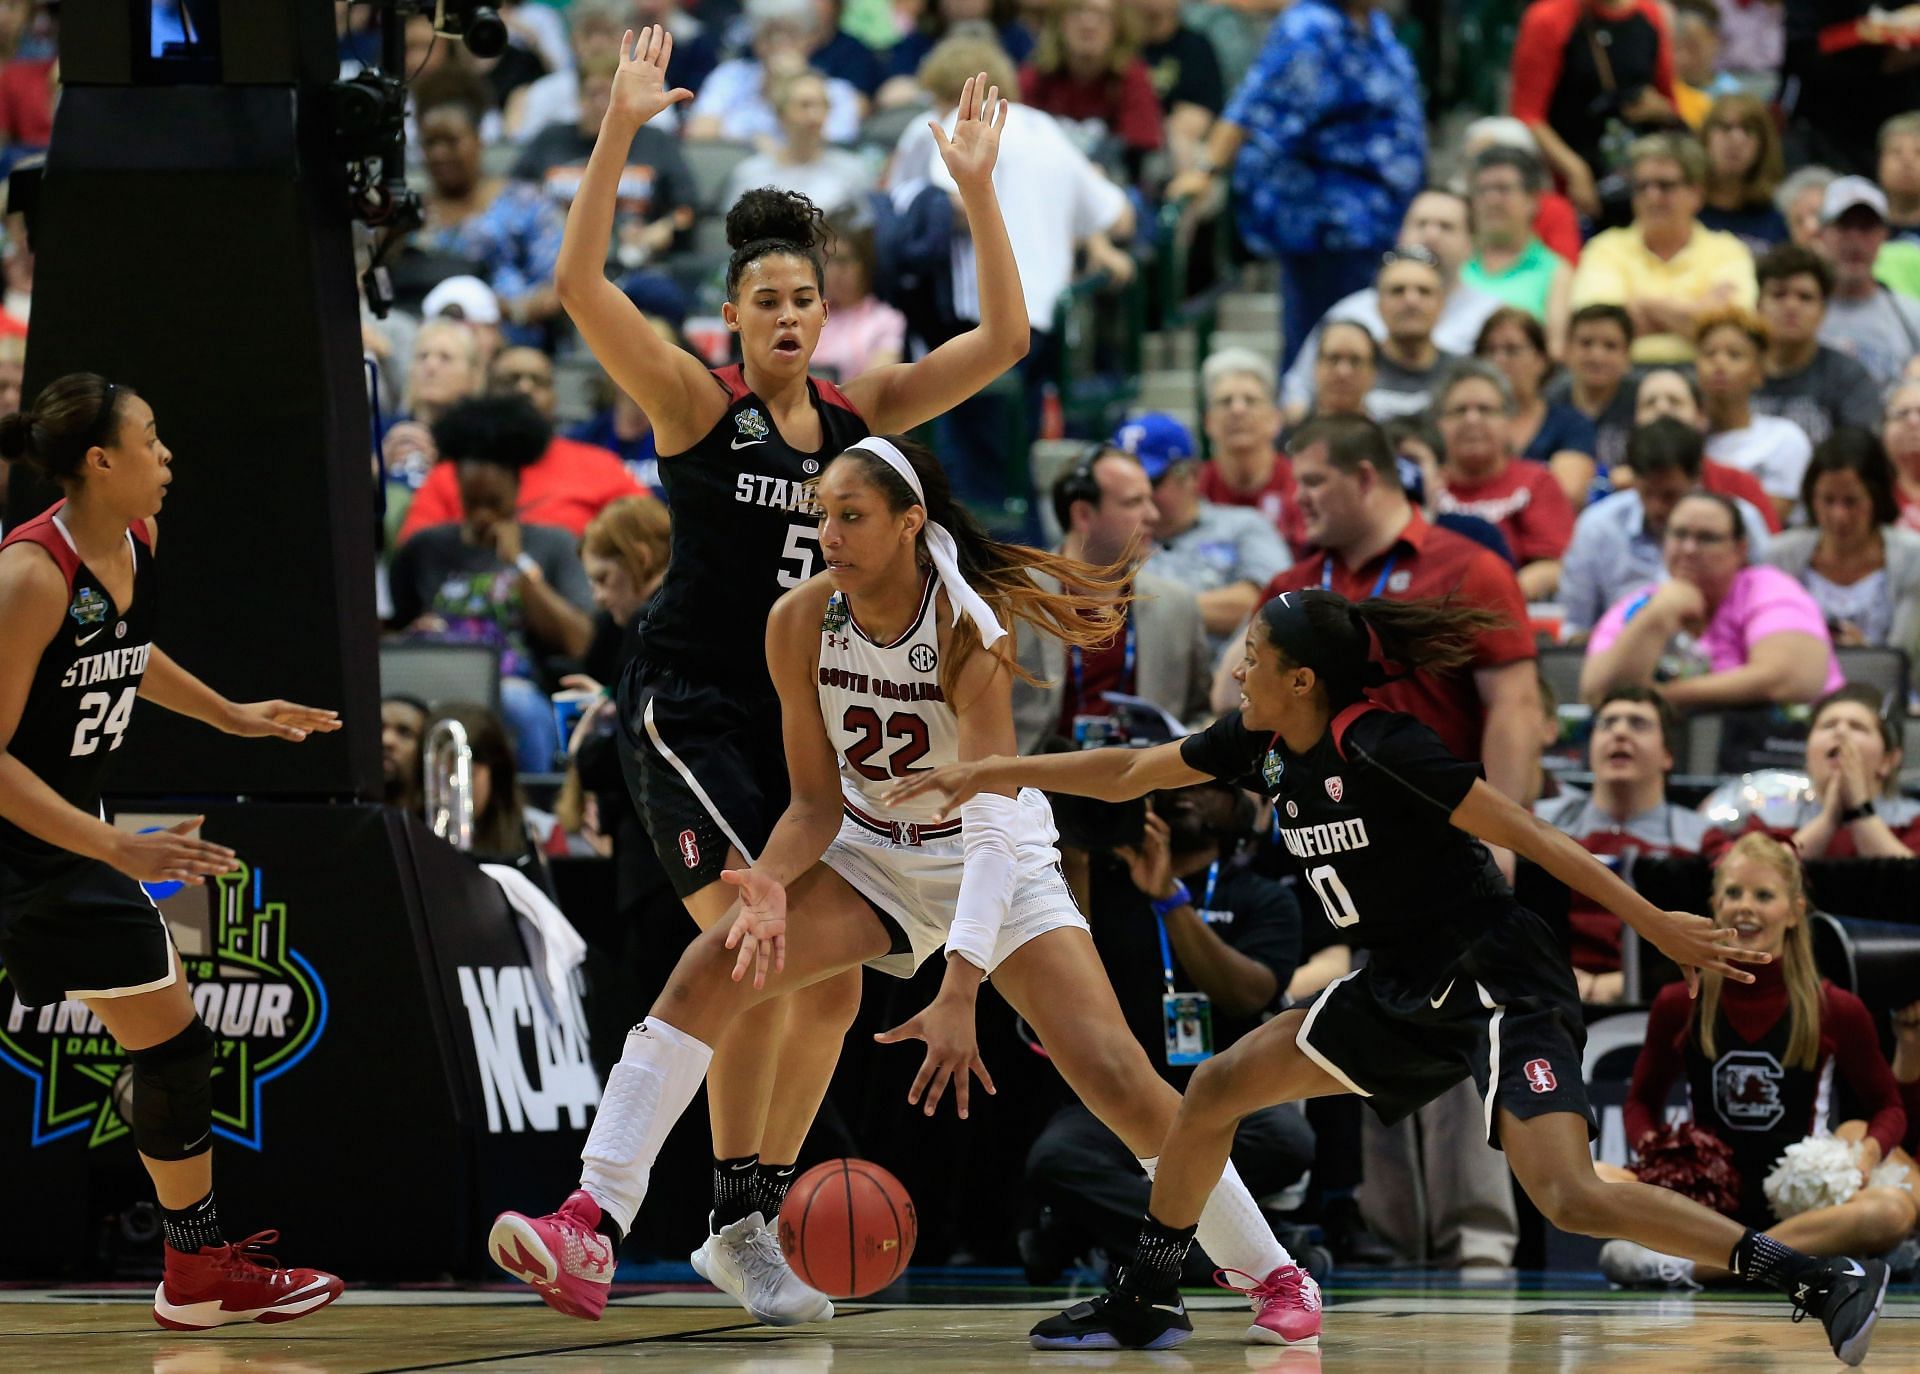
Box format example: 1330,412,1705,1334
17,0,1917,1278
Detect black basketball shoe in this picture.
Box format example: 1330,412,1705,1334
1792,1256,1889,1367
1029,1286,1192,1351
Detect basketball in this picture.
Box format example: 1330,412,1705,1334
776,1159,917,1299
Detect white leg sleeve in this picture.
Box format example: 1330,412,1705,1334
579,1018,713,1234
1195,1158,1292,1279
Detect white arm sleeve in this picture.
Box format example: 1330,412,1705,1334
946,792,1024,973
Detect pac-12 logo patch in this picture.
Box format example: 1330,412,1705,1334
908,644,937,673
677,829,700,868
735,407,770,443
1261,750,1285,788
1524,1058,1557,1093
69,585,109,627
1324,776,1344,803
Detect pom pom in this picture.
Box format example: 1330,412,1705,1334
1763,1135,1867,1220
1869,1158,1915,1195
1631,1121,1742,1216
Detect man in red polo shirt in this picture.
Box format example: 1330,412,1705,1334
1226,413,1541,800
398,346,644,542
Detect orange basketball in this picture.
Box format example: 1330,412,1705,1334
776,1158,917,1298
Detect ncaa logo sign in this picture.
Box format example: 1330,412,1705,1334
678,829,700,868
1524,1058,1557,1093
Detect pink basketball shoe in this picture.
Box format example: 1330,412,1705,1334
490,1190,617,1320
153,1231,344,1330
1218,1263,1323,1345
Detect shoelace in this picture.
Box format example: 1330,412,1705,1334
1214,1265,1316,1311
738,1223,792,1289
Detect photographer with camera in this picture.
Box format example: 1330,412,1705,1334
1021,780,1314,1284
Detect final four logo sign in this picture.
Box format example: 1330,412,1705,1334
0,862,326,1150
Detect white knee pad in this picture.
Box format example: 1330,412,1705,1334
580,1019,713,1233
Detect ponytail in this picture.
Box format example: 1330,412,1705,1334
0,373,131,485
1259,590,1515,707
828,437,1133,700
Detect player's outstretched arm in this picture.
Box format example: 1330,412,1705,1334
1448,778,1765,996
840,73,1028,434
137,647,340,742
551,26,715,451
721,582,854,987
882,736,1208,820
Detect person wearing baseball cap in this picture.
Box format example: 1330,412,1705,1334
1818,175,1920,389
1113,412,1293,644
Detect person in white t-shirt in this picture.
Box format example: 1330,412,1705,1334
1696,305,1812,525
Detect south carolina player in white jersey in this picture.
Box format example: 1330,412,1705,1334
0,373,343,1330
491,435,1325,1346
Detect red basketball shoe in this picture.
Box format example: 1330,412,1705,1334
489,1190,616,1320
1219,1263,1322,1345
153,1231,344,1330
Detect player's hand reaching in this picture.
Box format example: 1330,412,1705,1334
720,866,787,988
931,72,1008,191
223,701,343,742
880,760,984,819
607,26,694,133
1645,908,1770,998
875,991,996,1120
107,818,238,886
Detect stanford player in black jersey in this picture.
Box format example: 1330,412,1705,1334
0,374,342,1331
893,590,1891,1365
509,26,1028,1325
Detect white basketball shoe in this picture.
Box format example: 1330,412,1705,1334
690,1210,835,1325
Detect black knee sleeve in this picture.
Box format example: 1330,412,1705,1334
127,1019,216,1161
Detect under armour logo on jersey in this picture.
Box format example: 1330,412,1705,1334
678,829,700,868
908,644,937,673
1524,1058,1557,1093
1325,776,1344,803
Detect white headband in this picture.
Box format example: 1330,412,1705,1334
844,436,1007,650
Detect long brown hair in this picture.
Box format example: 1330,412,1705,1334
829,437,1132,702
1694,833,1821,1069
580,494,672,594
1702,92,1785,208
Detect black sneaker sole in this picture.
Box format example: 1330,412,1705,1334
1030,1326,1192,1351
1833,1264,1890,1367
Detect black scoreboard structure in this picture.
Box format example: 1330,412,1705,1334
0,3,595,1279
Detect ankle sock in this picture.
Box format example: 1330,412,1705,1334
712,1153,761,1230
1119,1212,1197,1297
755,1161,798,1221
1729,1229,1824,1294
162,1190,224,1254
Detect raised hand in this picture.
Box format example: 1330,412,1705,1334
874,993,996,1119
880,760,983,820
931,72,1009,191
224,702,343,742
608,26,695,132
1647,909,1770,998
108,818,238,886
720,866,787,988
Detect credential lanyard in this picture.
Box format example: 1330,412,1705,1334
1068,611,1136,714
1322,552,1397,600
1156,861,1220,992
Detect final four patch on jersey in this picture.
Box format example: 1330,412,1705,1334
735,407,770,442
69,585,109,627
1261,749,1285,789
822,594,851,635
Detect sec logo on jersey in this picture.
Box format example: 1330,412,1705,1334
908,644,937,673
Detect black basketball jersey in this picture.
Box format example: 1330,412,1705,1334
637,365,868,690
1180,703,1505,964
1683,990,1831,1224
0,503,158,876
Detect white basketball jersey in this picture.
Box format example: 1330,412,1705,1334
816,577,962,834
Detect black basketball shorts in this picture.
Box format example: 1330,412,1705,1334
618,656,791,900
0,858,179,1010
1294,902,1596,1150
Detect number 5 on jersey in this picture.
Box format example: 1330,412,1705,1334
777,522,821,588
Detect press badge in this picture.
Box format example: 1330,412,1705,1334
1163,990,1214,1065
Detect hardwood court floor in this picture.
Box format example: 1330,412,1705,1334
2,1283,1915,1373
